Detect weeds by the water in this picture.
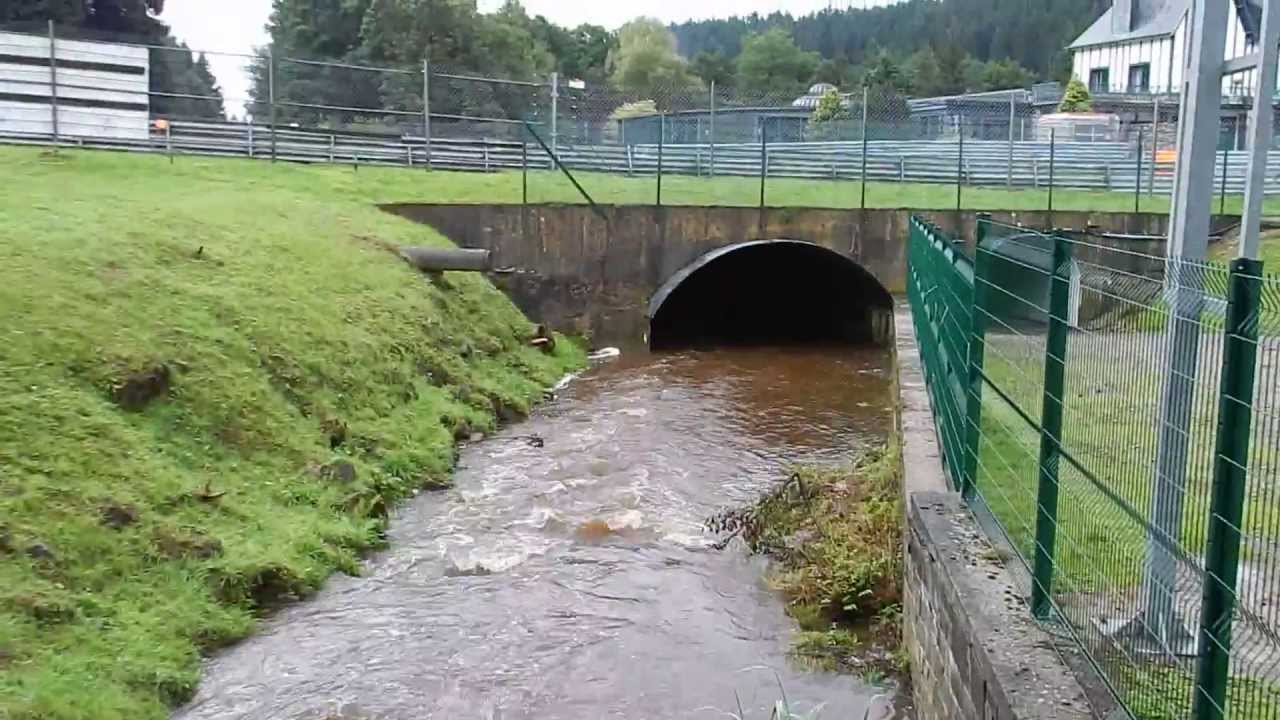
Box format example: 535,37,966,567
707,444,904,681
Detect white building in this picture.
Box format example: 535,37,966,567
1068,0,1263,98
0,31,150,141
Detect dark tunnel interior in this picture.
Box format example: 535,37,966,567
648,241,894,350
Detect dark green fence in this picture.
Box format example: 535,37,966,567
906,214,1280,720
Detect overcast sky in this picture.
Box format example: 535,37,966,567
161,1,861,116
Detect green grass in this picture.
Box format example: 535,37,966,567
0,145,585,719
17,143,1280,213
494,167,1280,214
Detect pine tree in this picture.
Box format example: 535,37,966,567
1058,76,1092,112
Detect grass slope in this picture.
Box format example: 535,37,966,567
12,144,1279,213
0,146,583,719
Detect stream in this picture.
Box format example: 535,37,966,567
174,346,897,720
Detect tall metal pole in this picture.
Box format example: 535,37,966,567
268,49,277,162
709,81,717,177
1007,93,1015,188
1220,147,1230,215
1237,0,1280,261
1191,3,1278,689
47,20,59,143
550,72,559,159
1139,0,1229,654
657,113,664,208
759,117,768,211
860,85,869,210
1136,128,1144,213
1150,96,1160,196
956,118,964,212
422,58,433,169
1048,128,1056,225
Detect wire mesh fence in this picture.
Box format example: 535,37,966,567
907,213,1280,719
8,23,1280,211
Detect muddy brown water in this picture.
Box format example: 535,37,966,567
174,347,897,720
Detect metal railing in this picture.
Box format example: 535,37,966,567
907,214,1280,719
8,25,1280,209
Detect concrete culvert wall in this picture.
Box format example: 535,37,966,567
647,240,894,350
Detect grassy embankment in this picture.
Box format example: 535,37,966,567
706,444,905,682
0,146,584,720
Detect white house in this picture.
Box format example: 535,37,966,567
1069,0,1264,98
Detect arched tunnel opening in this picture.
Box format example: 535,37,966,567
648,240,895,350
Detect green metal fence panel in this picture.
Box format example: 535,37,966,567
1192,258,1263,720
1031,232,1073,620
906,215,1280,720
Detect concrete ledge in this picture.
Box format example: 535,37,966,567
904,492,1098,719
893,302,947,496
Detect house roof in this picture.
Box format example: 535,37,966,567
1068,0,1185,48
1068,0,1261,49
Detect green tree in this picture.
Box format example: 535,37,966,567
807,88,850,140
934,44,969,95
691,50,735,87
812,55,851,88
1058,76,1092,112
607,17,699,104
561,24,614,82
736,27,818,97
862,50,910,93
981,57,1034,90
907,47,943,96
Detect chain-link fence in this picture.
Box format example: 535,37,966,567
908,213,1280,719
7,24,1280,212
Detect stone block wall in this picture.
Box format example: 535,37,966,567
904,492,1098,720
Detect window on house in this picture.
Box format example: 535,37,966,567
1089,68,1110,93
1128,63,1150,93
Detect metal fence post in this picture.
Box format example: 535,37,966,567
860,86,869,209
550,72,559,159
962,213,993,500
1150,96,1160,196
1007,94,1015,188
1220,147,1229,215
47,20,59,143
422,58,432,169
709,80,716,177
1031,231,1073,619
657,112,664,208
956,117,964,211
522,135,528,205
760,118,768,211
1047,128,1056,226
1136,127,1144,213
268,49,277,162
247,121,254,158
1191,257,1262,720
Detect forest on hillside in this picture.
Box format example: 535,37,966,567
2,0,1110,125
672,0,1108,91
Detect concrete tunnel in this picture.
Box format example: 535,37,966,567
647,240,895,350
